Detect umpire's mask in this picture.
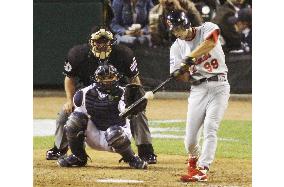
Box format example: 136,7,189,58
89,28,116,60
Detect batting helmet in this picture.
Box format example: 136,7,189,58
93,64,120,94
166,11,191,31
89,27,116,60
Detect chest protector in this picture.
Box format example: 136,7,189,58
85,88,126,131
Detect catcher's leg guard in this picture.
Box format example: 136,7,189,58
105,126,147,169
65,112,89,161
105,126,131,153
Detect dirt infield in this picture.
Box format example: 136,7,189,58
33,97,251,186
34,150,251,187
33,97,251,121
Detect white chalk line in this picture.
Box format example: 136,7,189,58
96,178,143,183
33,119,240,142
33,119,184,136
151,134,239,142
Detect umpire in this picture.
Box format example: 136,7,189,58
46,26,157,164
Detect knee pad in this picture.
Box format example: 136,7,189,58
105,126,131,153
65,112,88,139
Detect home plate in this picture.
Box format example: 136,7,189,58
97,178,144,183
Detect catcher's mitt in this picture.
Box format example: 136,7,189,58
124,84,147,116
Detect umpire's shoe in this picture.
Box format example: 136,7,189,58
57,154,87,167
46,146,68,160
140,153,157,164
138,144,157,164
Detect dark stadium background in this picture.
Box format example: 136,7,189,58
34,0,251,93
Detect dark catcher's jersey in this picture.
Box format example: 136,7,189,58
73,83,126,131
63,43,139,87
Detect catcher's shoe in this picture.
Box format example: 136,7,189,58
140,153,157,164
119,156,148,169
180,167,208,182
46,146,68,160
57,154,87,167
128,156,148,169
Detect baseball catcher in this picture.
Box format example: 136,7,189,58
57,64,147,169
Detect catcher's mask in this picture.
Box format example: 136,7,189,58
93,64,120,94
166,10,191,32
89,28,116,60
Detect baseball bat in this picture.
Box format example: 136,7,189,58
102,0,110,26
119,60,193,118
119,76,174,118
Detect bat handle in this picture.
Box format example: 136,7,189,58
152,77,173,94
119,76,173,118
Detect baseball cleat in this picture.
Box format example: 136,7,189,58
187,156,198,172
119,156,148,169
46,146,68,160
180,167,208,182
128,156,148,169
137,144,157,164
140,153,157,164
57,154,87,167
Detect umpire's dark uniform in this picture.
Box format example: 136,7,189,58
51,43,156,162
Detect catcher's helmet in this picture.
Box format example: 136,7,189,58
93,64,120,94
166,11,191,31
89,27,116,60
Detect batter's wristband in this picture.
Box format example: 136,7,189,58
184,57,195,66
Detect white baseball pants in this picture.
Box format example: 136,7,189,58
85,119,132,152
184,81,230,168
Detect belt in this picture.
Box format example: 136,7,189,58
192,74,226,86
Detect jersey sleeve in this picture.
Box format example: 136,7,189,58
202,22,220,43
170,41,183,74
73,85,92,114
120,46,139,78
118,87,126,113
63,46,80,77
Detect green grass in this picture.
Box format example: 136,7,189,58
34,120,251,160
153,131,184,135
34,136,55,149
149,122,186,128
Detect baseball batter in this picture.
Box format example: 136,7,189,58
166,10,230,182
